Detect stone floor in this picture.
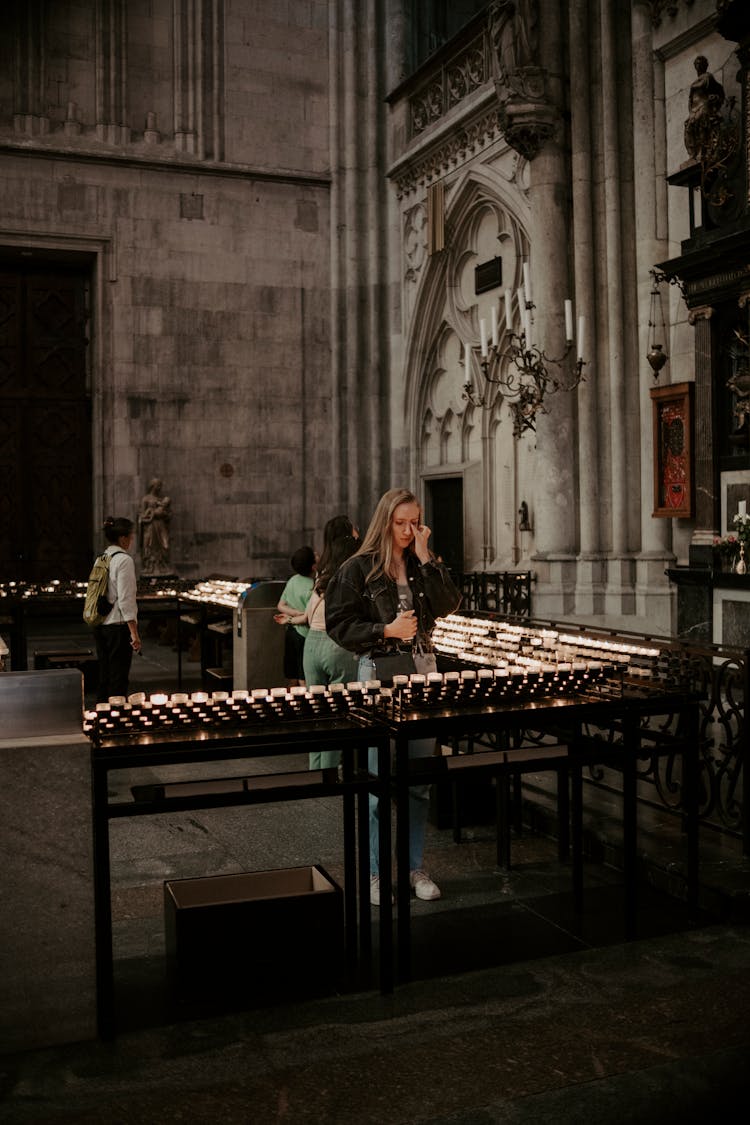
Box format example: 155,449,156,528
1,618,750,1123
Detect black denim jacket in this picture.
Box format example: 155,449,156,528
324,551,461,656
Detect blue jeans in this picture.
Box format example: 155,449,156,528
359,655,434,876
304,630,359,769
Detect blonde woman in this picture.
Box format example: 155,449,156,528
325,488,461,906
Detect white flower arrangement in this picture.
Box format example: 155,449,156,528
732,512,750,544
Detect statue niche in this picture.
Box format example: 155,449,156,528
489,0,555,162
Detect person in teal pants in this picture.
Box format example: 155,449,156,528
283,519,359,769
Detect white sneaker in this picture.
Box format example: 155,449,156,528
370,875,395,907
410,869,441,901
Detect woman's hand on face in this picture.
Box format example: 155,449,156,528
413,523,432,563
385,609,417,641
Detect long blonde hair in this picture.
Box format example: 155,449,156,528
355,488,423,582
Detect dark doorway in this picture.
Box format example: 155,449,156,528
425,477,463,574
0,258,92,581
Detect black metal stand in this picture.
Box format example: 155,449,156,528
380,691,702,984
91,718,392,1040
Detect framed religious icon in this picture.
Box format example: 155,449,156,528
651,381,694,518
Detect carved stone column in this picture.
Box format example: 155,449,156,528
330,0,391,524
13,0,49,136
95,0,130,145
493,0,576,611
173,0,225,160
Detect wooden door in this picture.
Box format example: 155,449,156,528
425,477,464,574
0,265,92,582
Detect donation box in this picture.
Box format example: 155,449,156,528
164,864,344,1004
232,580,285,690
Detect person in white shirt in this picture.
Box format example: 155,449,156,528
94,516,142,701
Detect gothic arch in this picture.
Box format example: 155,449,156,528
401,167,533,569
403,169,530,461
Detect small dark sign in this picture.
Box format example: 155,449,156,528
474,257,502,294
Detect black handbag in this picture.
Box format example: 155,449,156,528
371,652,416,684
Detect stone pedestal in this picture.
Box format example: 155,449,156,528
0,732,97,1052
711,574,750,646
530,556,577,619
604,557,636,618
573,556,607,617
666,567,713,643
634,555,677,634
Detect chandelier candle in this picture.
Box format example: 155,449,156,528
516,288,528,341
565,300,574,343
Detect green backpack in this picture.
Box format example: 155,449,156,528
82,550,123,627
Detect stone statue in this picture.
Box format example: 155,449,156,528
684,55,725,161
490,0,539,83
139,478,171,575
490,0,551,160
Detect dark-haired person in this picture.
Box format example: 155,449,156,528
321,513,359,546
274,545,316,687
94,516,142,702
325,488,461,906
284,521,360,770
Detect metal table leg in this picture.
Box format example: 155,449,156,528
91,759,115,1040
395,733,411,983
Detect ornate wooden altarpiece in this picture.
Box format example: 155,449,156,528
658,0,750,638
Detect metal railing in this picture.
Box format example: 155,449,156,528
451,609,748,854
539,619,747,851
458,571,533,618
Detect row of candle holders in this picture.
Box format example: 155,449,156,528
0,579,88,600
0,577,211,602
180,579,254,608
363,661,620,721
432,615,662,678
84,684,354,741
84,660,621,743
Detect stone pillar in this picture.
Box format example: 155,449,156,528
569,0,604,615
95,0,130,145
495,0,577,614
632,0,675,629
13,0,49,136
530,175,577,564
172,0,224,158
599,0,631,617
330,0,391,526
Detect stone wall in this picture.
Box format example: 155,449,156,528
0,0,337,579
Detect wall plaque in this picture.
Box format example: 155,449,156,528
474,257,502,294
651,381,694,518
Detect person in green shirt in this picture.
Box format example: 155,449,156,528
274,545,315,686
